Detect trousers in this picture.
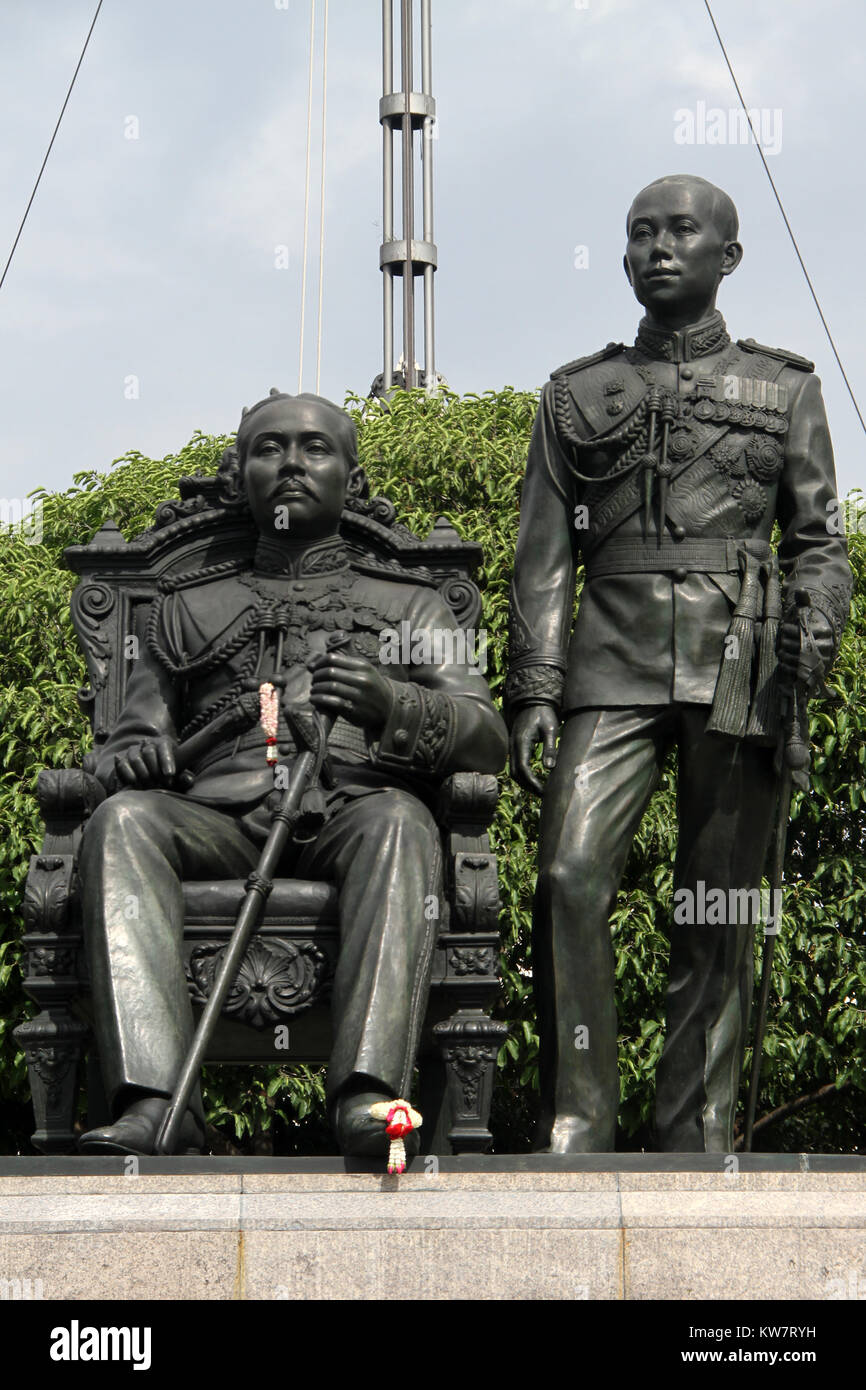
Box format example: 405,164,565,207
533,704,778,1152
77,784,442,1120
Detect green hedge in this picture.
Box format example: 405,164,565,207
0,388,863,1153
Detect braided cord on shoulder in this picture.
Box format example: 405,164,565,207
553,375,583,452
146,560,261,679
557,391,651,486
157,558,247,592
146,596,263,679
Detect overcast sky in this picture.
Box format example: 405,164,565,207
0,0,863,510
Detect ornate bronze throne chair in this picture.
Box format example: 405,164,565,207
15,476,507,1155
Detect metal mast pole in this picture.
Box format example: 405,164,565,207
380,0,437,392
420,0,435,389
381,0,395,392
400,0,415,390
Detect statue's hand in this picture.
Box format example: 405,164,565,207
510,704,560,796
112,736,178,790
777,609,835,690
308,650,395,732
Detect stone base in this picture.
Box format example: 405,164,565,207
1,1155,865,1301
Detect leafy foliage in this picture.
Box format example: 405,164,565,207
0,393,863,1153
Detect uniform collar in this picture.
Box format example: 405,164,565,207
252,533,350,578
634,311,730,363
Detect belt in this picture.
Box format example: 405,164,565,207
190,715,370,776
584,537,771,580
582,536,782,742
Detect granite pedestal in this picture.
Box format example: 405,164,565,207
1,1156,864,1301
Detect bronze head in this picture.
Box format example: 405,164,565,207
623,175,743,329
218,390,367,540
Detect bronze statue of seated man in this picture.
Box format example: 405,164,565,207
76,390,507,1158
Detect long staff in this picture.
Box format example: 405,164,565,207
743,592,813,1151
155,708,334,1155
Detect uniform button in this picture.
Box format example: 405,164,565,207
393,729,409,749
672,524,686,540
673,566,688,582
680,366,694,381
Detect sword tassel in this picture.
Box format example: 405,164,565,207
657,396,676,545
642,389,662,543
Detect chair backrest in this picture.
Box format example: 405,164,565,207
64,475,483,754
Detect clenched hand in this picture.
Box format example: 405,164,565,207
112,736,178,790
308,650,395,732
509,704,560,796
777,609,835,690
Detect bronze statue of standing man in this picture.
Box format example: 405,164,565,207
507,175,851,1152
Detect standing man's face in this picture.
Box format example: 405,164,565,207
623,181,742,323
242,399,358,540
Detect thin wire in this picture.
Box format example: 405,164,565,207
0,0,104,294
298,0,316,394
704,0,866,437
315,0,329,394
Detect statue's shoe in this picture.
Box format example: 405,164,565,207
78,1096,203,1156
334,1090,421,1163
535,1116,613,1155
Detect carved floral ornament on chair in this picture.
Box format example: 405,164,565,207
369,1099,423,1174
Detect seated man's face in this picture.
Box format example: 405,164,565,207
242,398,350,540
624,179,740,320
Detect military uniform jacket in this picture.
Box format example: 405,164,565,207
95,535,507,806
506,313,852,722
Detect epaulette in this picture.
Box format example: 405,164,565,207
736,338,815,373
157,559,245,594
348,552,436,590
550,342,624,380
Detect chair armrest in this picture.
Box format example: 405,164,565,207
436,772,498,834
36,768,105,853
436,774,501,934
37,767,105,820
